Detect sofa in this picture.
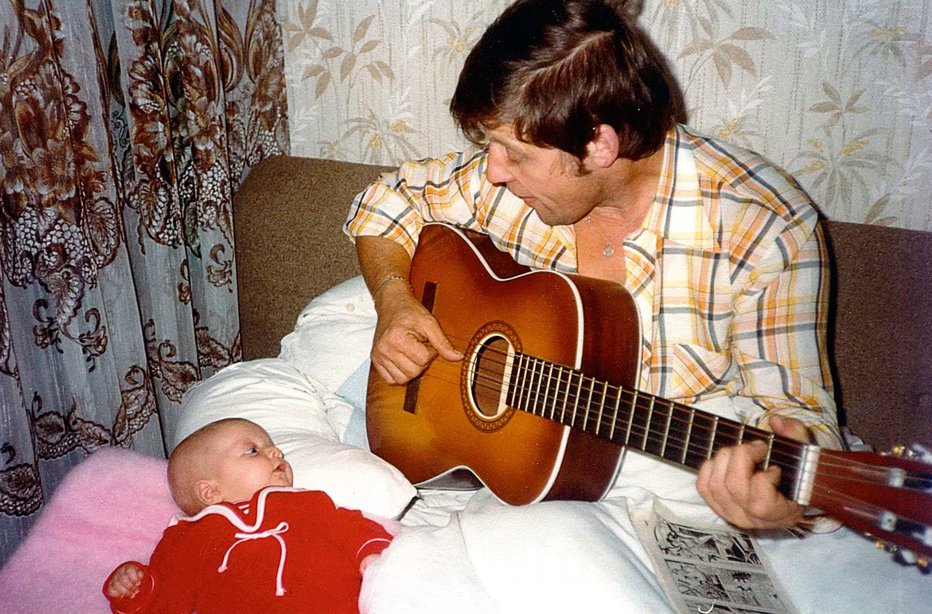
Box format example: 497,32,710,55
233,154,932,453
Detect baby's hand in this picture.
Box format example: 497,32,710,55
107,563,145,599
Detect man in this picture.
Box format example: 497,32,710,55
344,0,842,530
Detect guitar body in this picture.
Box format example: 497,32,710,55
366,224,641,504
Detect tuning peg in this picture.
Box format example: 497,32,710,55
882,546,932,574
907,443,932,463
888,443,932,463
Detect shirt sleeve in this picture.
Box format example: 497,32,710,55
103,526,200,613
308,491,394,567
342,149,492,256
730,219,843,449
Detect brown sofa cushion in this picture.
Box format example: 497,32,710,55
823,220,932,451
233,155,391,360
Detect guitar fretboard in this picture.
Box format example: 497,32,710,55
504,352,815,503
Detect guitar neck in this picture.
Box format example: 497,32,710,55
505,352,817,504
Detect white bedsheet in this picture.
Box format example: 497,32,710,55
360,464,928,613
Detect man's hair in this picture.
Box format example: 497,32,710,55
450,0,675,161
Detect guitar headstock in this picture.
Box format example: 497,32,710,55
812,443,932,573
873,443,932,573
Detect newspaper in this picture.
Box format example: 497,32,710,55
633,503,797,614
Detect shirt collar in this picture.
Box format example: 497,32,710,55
638,125,721,253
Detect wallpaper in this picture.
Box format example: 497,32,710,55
279,0,932,232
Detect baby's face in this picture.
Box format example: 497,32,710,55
208,420,294,503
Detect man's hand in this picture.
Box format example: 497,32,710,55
696,415,811,529
371,281,463,385
106,562,145,599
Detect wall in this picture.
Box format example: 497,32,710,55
279,0,932,232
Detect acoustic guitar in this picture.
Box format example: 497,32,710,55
366,223,932,566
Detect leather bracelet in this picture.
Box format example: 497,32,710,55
373,274,408,300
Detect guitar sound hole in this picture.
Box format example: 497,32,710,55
470,335,513,420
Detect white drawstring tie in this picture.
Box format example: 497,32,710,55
218,521,290,596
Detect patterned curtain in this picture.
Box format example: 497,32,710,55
0,0,289,564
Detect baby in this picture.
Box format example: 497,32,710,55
103,418,392,613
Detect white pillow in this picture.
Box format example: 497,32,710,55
278,276,377,392
174,359,416,519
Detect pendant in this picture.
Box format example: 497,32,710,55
602,244,615,258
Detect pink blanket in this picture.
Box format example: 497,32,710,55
0,448,179,613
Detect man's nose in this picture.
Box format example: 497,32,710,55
485,144,515,185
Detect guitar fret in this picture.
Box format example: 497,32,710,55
764,433,775,470
707,416,719,459
558,369,571,424
580,376,593,430
737,422,746,445
641,396,655,450
571,373,581,427
624,390,637,445
553,365,565,423
534,358,546,417
659,400,673,459
680,408,695,465
609,384,622,441
541,361,554,419
595,381,608,436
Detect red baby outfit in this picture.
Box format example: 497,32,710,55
103,487,392,613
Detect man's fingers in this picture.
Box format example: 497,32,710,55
768,414,811,443
423,323,463,362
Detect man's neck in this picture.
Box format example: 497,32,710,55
589,144,666,233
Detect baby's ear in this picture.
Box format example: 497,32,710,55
195,479,222,508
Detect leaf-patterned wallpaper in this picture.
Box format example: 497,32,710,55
279,0,932,232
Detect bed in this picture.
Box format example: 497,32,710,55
1,155,930,612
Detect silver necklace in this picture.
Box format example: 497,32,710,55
584,214,625,258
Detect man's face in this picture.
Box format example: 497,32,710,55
483,124,600,226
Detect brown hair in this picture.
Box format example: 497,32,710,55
450,0,675,161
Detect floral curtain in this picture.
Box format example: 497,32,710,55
0,0,289,565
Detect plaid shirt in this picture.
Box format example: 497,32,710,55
345,125,842,449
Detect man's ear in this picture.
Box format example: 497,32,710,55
195,479,222,507
584,124,620,169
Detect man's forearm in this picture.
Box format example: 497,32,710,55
355,235,414,305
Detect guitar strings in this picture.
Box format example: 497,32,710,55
410,337,917,487
416,360,932,536
443,340,809,467
407,359,932,532
428,348,883,479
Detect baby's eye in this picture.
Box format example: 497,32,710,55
244,447,258,455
